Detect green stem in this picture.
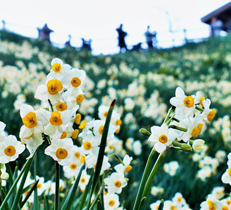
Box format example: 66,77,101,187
163,107,173,124
169,125,187,132
33,153,39,210
89,185,104,210
142,150,167,200
55,162,60,210
196,106,204,112
132,149,157,210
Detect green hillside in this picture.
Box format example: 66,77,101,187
1,29,231,209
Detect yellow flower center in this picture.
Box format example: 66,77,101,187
37,183,42,188
4,145,16,157
183,96,194,108
72,129,79,139
109,145,114,150
207,200,216,210
71,77,81,87
170,205,176,210
79,120,87,129
191,127,200,138
75,113,81,125
80,155,85,163
226,200,231,205
76,94,85,103
47,79,63,95
197,124,203,133
60,131,67,139
228,168,231,176
52,63,61,72
56,148,68,159
177,197,182,202
70,163,77,169
25,134,33,140
74,152,81,158
98,125,104,135
115,128,120,134
207,110,216,122
124,165,132,173
94,163,97,169
156,206,159,210
50,111,63,126
80,178,86,183
158,134,168,144
115,119,122,126
83,142,92,150
108,200,115,206
56,102,67,111
222,206,228,210
104,111,108,118
22,112,37,128
200,97,205,107
114,180,122,188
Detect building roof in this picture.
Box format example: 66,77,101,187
38,24,54,33
201,2,231,24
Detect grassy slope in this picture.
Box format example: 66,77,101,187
1,29,231,209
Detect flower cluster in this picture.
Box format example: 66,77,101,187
148,87,216,154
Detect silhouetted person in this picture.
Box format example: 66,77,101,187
145,26,156,49
131,42,142,51
65,34,72,47
116,24,127,52
211,17,223,37
81,38,92,51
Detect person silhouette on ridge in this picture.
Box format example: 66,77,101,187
116,24,127,53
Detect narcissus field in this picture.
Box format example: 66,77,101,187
1,30,231,210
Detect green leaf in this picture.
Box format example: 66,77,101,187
85,99,116,210
11,155,35,210
61,164,85,210
0,155,34,210
21,179,39,208
97,200,102,210
0,187,10,210
158,199,164,210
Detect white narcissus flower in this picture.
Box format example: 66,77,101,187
181,115,204,142
19,104,49,138
172,192,186,207
194,91,206,107
34,75,64,104
150,200,161,210
44,180,56,196
49,57,71,80
201,99,216,122
0,121,6,142
79,169,90,191
148,123,178,153
63,68,86,90
192,139,205,152
170,87,195,116
114,155,133,174
44,138,75,166
104,193,120,210
200,194,223,210
93,120,117,139
104,172,127,194
81,132,99,155
221,167,231,185
85,150,110,175
62,88,84,109
20,132,44,154
44,110,73,140
0,135,25,164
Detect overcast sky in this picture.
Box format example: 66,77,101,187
0,0,230,55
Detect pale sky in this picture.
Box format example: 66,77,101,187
0,0,230,55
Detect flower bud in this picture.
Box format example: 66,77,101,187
1,172,9,181
139,128,151,136
181,144,192,152
192,139,205,152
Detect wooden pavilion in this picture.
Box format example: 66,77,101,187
37,24,53,42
